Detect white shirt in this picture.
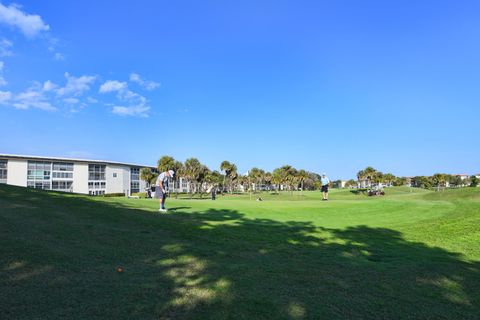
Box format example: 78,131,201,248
156,172,168,186
321,176,330,186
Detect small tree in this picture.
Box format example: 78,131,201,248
140,168,158,187
470,175,479,187
432,173,447,191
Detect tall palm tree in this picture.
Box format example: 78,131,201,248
383,173,396,187
220,161,238,193
220,161,231,193
264,172,273,190
184,158,202,198
297,169,309,195
432,173,446,191
357,169,366,188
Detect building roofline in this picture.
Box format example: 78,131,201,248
0,153,156,169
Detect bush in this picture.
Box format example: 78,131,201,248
131,192,147,198
102,193,125,197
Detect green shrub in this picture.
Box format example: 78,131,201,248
131,192,147,198
102,193,125,197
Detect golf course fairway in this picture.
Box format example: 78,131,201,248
1,185,479,319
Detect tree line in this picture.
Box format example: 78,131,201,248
350,166,479,189
140,159,479,196
140,156,323,197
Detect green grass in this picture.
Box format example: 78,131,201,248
1,184,479,319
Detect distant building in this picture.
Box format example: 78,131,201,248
454,174,470,181
333,180,348,188
0,154,153,196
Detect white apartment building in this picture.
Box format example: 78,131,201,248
0,154,154,196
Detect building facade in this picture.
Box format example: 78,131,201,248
0,154,154,196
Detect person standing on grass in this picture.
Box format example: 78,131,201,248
321,173,330,201
156,169,174,212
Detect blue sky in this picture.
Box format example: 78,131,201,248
0,0,479,179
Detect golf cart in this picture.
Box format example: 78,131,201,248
368,185,385,196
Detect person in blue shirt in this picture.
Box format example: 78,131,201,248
320,173,330,201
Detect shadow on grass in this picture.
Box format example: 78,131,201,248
349,189,368,195
0,185,479,319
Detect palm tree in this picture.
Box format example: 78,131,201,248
184,158,202,198
272,168,283,192
157,155,175,172
220,160,238,193
264,172,273,190
363,167,378,187
296,169,309,195
140,167,157,187
249,167,265,192
273,165,297,194
357,169,366,188
383,173,396,187
432,173,446,191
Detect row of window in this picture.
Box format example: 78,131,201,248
26,180,73,190
88,181,106,189
27,161,74,171
27,181,51,190
27,170,51,181
52,181,73,190
89,190,105,195
52,172,73,179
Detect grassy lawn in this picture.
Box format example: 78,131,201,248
1,185,479,319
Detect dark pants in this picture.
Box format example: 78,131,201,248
161,191,167,208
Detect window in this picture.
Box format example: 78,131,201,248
88,164,106,181
113,173,117,178
52,181,73,191
130,167,140,193
0,159,7,183
53,162,73,171
131,167,140,181
52,172,73,179
131,181,140,193
27,161,52,189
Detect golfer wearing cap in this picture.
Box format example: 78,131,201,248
321,173,330,201
156,169,174,212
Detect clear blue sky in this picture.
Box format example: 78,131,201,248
1,0,479,179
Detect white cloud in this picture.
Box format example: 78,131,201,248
86,97,98,104
54,52,64,61
0,39,13,57
99,80,127,93
0,61,6,86
129,72,160,90
0,3,50,37
57,72,96,96
0,90,11,103
42,80,57,92
63,97,79,104
14,86,56,111
112,104,150,117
